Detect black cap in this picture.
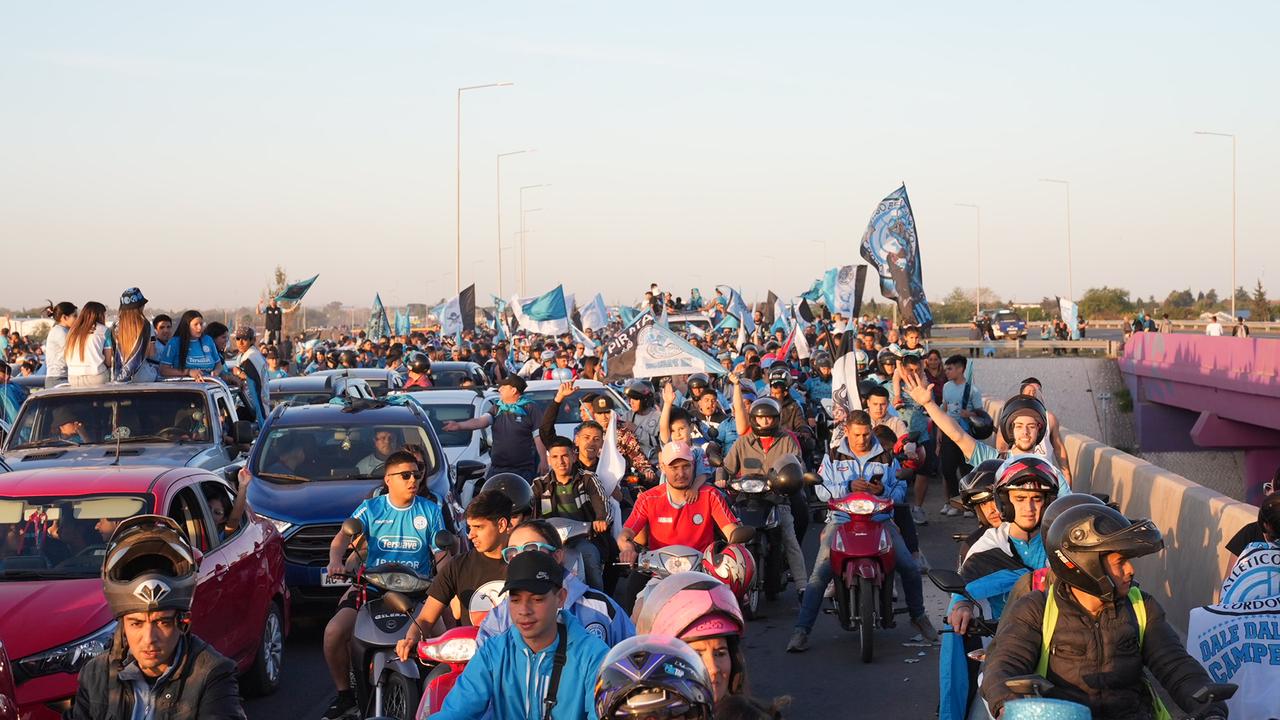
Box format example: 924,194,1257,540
501,550,565,595
498,375,527,393
589,395,614,413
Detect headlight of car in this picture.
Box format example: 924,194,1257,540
17,621,117,679
256,513,294,536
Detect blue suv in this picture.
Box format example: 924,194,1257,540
244,397,454,606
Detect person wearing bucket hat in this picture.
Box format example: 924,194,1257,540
70,515,246,720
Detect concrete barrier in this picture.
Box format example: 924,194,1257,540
985,399,1258,634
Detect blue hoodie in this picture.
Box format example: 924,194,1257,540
435,611,609,720
478,573,635,648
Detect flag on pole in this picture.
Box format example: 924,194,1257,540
821,266,858,317
619,305,639,327
860,184,933,326
630,323,728,379
580,293,609,332
771,294,790,334
367,294,391,339
791,309,812,359
274,274,319,306
458,284,476,332
716,285,755,334
394,310,411,336
597,414,628,497
799,278,823,302
511,285,570,335
602,312,657,382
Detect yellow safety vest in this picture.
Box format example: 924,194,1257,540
1037,583,1172,720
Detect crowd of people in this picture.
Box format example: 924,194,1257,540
3,281,1267,720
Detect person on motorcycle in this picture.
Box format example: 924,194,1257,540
718,398,808,601
787,410,936,652
71,515,246,720
683,373,715,413
763,365,813,453
323,451,449,720
394,490,514,658
981,504,1228,720
594,635,716,720
995,378,1073,486
402,351,433,389
690,389,737,451
531,436,613,589
953,459,1005,560
617,442,746,613
626,379,662,462
478,520,635,647
432,551,611,720
637,572,749,704
583,393,659,485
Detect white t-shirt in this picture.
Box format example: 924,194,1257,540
1206,322,1224,336
66,325,107,377
45,325,70,378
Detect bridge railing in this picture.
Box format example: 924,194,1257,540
925,338,1118,357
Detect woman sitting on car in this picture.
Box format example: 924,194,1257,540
159,310,224,380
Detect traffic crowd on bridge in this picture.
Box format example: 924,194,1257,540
2,282,1275,720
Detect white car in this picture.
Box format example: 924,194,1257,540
400,389,491,506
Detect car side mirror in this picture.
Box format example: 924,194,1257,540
342,517,364,537
456,459,486,482
433,530,458,553
727,525,755,544
232,421,256,446
702,442,723,468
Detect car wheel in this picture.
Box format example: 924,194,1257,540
243,600,285,696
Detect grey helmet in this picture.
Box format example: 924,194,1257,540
102,515,198,618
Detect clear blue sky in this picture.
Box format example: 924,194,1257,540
2,2,1275,310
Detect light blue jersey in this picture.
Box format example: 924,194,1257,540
159,335,222,371
351,495,447,574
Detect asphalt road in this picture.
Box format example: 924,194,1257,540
246,508,970,719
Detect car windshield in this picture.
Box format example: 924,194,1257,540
7,391,213,449
995,311,1019,321
364,378,391,397
253,423,436,481
271,391,335,408
0,494,153,578
432,369,477,388
417,404,475,447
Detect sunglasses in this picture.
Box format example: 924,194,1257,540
501,542,557,563
385,470,421,482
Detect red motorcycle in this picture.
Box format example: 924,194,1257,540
821,489,902,663
413,626,479,719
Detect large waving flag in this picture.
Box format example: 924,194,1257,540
511,285,570,335
580,293,609,332
631,322,727,379
716,285,755,334
800,278,823,302
274,274,319,307
821,266,859,317
771,293,790,334
860,184,933,326
619,305,639,327
367,294,391,339
394,310,411,336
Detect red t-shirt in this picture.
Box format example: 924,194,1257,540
624,485,739,552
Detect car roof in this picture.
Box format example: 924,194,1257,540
268,400,423,426
30,380,220,398
268,376,334,391
521,379,607,392
401,389,481,405
312,368,395,380
430,361,482,371
0,465,212,496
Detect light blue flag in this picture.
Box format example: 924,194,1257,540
395,310,411,336
860,184,933,326
512,285,569,335
771,295,790,334
631,322,729,379
822,266,857,317
800,278,823,302
688,288,705,310
275,274,319,304
619,305,639,326
715,285,755,333
580,293,609,332
713,314,740,332
367,294,391,339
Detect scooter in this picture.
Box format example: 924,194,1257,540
337,518,456,720
813,486,904,663
406,590,506,719
724,473,785,617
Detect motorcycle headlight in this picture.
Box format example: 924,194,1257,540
256,513,294,536
839,498,877,515
421,637,477,664
663,555,695,575
366,572,432,594
739,479,766,494
17,621,117,679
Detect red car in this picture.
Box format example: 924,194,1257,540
0,640,17,720
0,466,290,719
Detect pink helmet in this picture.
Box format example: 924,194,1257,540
701,543,755,605
636,571,744,642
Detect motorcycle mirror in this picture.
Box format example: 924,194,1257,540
1004,675,1055,698
802,472,822,486
341,517,364,537
381,591,415,615
702,442,724,468
727,525,755,544
926,569,967,595
813,485,832,502
433,530,458,553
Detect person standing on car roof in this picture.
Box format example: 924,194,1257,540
257,296,284,346
41,300,77,388
445,374,547,482
71,515,247,720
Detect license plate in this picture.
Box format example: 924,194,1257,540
320,569,351,587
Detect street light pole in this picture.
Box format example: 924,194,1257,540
496,149,532,299
517,184,547,296
521,208,543,294
955,203,981,315
1194,131,1238,318
456,81,513,294
1039,178,1073,301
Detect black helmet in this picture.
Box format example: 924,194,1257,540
625,379,654,400
594,635,714,720
687,373,711,391
956,459,1003,509
326,349,341,366
993,455,1061,523
406,351,431,375
967,409,995,440
765,364,791,388
480,473,534,517
1039,493,1106,538
771,455,804,494
812,351,833,370
876,349,898,375
340,349,358,367
998,394,1048,447
741,343,758,356
747,398,781,438
1046,504,1163,603
1260,493,1280,535
102,515,198,618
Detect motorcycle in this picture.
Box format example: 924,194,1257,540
812,486,905,663
336,518,456,720
546,516,592,581
404,590,506,719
